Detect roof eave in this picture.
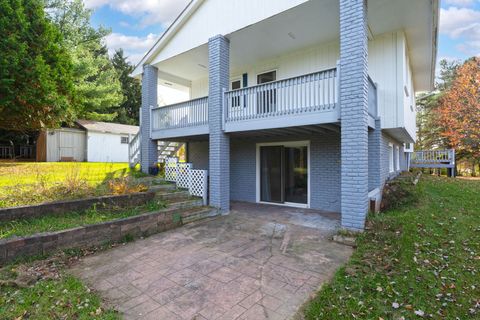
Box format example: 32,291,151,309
130,0,205,78
429,0,440,91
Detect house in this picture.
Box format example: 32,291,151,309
130,0,438,231
36,120,139,163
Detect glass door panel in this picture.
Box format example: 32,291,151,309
260,146,283,203
284,146,308,204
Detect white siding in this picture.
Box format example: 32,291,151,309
86,132,130,163
189,31,415,142
151,0,308,66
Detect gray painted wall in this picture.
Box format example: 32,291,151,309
187,130,410,215
187,141,209,170
229,132,341,213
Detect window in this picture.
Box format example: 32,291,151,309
388,143,394,173
257,70,277,114
395,146,400,171
231,79,242,108
121,136,129,144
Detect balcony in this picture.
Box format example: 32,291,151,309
151,96,209,139
224,68,339,132
150,69,378,140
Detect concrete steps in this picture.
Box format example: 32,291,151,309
181,207,218,224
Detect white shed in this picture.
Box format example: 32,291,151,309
77,120,139,163
37,121,139,163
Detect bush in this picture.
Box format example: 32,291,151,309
380,172,420,212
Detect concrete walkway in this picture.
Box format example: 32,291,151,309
70,202,352,320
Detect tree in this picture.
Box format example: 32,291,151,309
45,0,123,121
0,0,75,131
415,59,461,151
111,49,141,125
437,57,480,171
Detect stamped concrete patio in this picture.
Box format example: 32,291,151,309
70,202,353,320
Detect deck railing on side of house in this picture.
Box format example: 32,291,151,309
224,68,338,123
410,149,456,169
128,132,140,168
148,68,382,136
151,96,208,132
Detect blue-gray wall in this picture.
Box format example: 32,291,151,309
187,130,409,215
229,133,341,213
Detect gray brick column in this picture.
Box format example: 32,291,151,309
208,35,230,212
140,64,158,174
340,0,369,231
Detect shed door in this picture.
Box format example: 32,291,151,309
58,131,86,161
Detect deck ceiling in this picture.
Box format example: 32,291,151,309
155,0,436,91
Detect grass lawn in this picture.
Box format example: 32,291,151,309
0,275,120,319
0,199,166,240
304,175,480,319
0,162,145,208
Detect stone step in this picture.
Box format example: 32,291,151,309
181,207,219,224
155,190,190,201
148,184,176,192
133,177,168,186
167,198,204,210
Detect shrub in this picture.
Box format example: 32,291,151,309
380,172,420,212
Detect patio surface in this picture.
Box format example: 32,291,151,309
70,202,353,320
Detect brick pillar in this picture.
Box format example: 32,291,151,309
340,0,369,231
140,64,158,174
208,35,230,212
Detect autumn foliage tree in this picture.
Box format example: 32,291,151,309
437,57,480,171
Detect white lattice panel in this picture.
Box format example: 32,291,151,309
165,157,178,182
176,163,192,189
189,170,208,205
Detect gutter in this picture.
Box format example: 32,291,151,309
430,0,440,91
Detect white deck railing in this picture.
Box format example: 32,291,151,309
151,96,208,131
411,149,456,169
128,132,140,168
224,69,338,123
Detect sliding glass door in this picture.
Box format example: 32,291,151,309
259,143,308,206
260,146,283,203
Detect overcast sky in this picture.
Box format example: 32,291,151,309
87,0,480,67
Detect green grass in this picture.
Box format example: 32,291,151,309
0,200,166,240
0,275,120,319
0,162,147,208
0,162,140,187
304,176,480,319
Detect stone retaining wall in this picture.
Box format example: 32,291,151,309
0,192,156,222
0,206,216,266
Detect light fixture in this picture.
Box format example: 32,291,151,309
198,63,207,69
164,82,173,86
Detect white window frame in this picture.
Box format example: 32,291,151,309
388,143,394,173
395,145,400,171
255,140,310,209
230,77,243,109
256,69,278,85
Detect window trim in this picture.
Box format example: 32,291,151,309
395,145,400,171
256,69,277,85
388,143,394,173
